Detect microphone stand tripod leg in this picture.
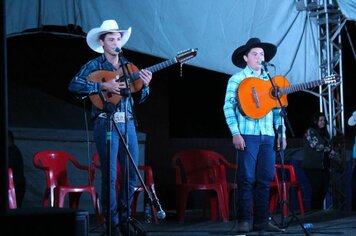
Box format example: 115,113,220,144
111,119,149,235
276,149,310,235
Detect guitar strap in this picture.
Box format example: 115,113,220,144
98,59,116,113
120,55,139,127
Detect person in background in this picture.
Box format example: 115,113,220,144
302,112,337,210
68,19,152,236
347,110,356,210
223,38,286,233
8,130,26,207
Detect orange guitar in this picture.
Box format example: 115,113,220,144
87,48,198,110
237,74,339,119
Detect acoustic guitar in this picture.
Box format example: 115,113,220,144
237,74,339,119
87,48,198,110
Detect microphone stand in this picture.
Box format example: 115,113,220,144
262,64,310,236
117,51,165,235
102,101,116,236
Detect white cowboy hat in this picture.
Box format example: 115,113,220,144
86,19,131,53
348,111,356,126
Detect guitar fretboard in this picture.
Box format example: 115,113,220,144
280,77,335,95
147,58,178,73
131,58,178,81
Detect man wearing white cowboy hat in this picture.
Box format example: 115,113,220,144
69,19,152,236
223,38,286,233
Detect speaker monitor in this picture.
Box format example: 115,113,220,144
0,208,89,236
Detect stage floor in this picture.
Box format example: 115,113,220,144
89,209,356,236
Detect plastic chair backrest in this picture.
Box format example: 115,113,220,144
275,164,297,183
33,150,95,205
172,149,227,185
92,152,154,188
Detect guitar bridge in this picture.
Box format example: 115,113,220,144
252,87,260,108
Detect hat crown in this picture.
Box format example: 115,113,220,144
100,20,119,31
86,19,131,53
246,38,262,46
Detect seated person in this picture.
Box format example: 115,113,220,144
8,130,26,207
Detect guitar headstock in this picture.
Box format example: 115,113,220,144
323,74,340,85
175,48,198,64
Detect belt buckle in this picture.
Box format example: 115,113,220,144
113,112,125,123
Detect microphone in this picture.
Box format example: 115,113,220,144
149,184,166,220
258,61,275,67
114,47,121,53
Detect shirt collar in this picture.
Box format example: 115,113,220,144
243,66,268,79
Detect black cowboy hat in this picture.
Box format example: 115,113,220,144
231,38,277,68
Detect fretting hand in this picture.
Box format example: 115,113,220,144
140,69,152,86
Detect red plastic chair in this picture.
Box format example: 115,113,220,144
270,164,305,216
33,150,103,223
8,168,17,209
92,152,159,224
211,153,238,219
172,149,229,222
130,165,159,223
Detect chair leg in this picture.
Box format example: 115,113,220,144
151,204,159,224
69,192,82,209
282,184,289,217
91,191,105,225
176,189,189,223
269,190,279,214
209,192,218,221
54,189,62,207
216,189,228,222
297,186,305,215
131,191,140,219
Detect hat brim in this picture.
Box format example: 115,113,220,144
86,27,131,53
232,42,277,68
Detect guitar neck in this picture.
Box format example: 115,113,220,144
146,58,177,73
131,58,177,80
280,79,329,95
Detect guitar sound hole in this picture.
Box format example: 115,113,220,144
271,88,280,98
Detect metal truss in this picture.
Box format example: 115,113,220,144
301,0,345,137
296,0,349,211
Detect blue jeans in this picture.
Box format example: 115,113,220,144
236,134,276,224
94,116,139,228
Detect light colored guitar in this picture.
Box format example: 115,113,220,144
237,74,339,119
87,48,198,110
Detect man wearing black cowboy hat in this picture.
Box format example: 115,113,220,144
223,38,286,233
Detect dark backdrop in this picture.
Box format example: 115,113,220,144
7,22,356,139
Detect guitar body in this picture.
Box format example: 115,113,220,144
237,75,289,119
87,63,143,110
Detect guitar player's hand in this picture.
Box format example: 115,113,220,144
233,134,246,150
276,137,287,150
101,79,127,95
139,69,152,86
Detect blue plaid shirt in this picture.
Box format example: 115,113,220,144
68,54,150,119
223,66,285,137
